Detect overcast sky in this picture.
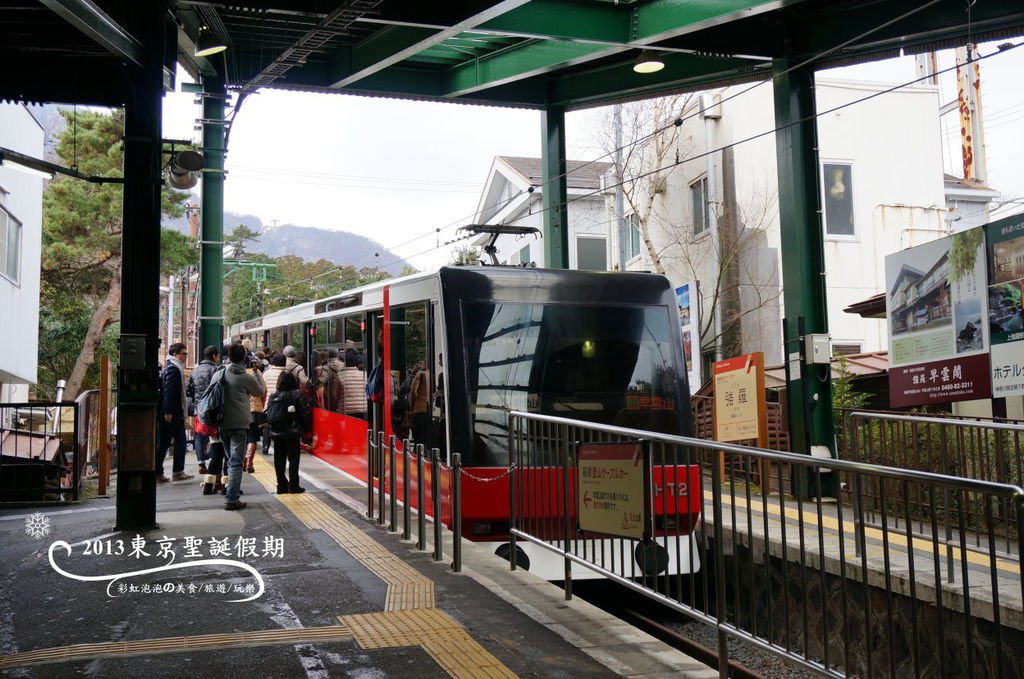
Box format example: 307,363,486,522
162,40,1023,272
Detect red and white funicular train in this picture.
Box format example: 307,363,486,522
231,265,702,579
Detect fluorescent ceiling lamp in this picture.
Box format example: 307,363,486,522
195,28,227,57
633,51,665,74
0,156,54,180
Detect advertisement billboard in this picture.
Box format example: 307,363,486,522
675,282,702,390
986,214,1024,397
885,226,991,407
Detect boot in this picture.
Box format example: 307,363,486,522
243,450,256,473
202,474,217,495
214,475,226,494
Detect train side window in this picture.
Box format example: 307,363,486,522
288,323,305,354
388,303,433,448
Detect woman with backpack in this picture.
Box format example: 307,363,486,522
265,371,310,494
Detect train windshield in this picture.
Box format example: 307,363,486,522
463,301,684,466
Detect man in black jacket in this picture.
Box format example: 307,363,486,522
187,345,220,474
156,343,194,483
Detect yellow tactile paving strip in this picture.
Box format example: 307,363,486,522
252,454,519,678
340,608,517,679
0,457,517,677
250,456,435,610
0,625,353,670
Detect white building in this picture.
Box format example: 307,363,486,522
474,156,612,270
0,103,45,402
617,79,949,371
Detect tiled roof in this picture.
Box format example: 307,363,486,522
498,156,613,190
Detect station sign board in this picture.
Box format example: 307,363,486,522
713,352,767,445
576,441,648,540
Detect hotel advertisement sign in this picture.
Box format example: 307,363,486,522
885,227,991,407
987,214,1024,397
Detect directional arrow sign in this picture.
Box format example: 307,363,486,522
577,441,646,539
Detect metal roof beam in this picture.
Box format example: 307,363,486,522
440,0,791,98
547,52,770,110
329,0,531,88
40,0,143,67
471,0,791,46
443,40,622,98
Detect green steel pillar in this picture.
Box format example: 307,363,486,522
541,106,569,269
199,77,226,350
115,3,165,530
772,58,837,495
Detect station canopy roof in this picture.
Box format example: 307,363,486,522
2,1,1023,110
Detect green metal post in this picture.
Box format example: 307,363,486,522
772,58,836,497
199,77,225,349
115,3,165,530
542,106,569,269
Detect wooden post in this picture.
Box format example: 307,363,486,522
98,355,111,496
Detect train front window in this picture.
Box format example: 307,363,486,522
463,302,683,466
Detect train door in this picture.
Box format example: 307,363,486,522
386,301,434,451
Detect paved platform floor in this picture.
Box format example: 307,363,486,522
0,450,716,678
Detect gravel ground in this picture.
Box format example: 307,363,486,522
668,618,827,679
575,581,830,679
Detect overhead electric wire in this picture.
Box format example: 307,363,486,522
255,40,1024,296
502,0,947,204
238,8,1020,302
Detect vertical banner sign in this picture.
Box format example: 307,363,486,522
885,227,991,407
675,282,702,389
986,214,1024,396
713,352,767,445
577,442,647,540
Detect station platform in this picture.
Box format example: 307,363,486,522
0,452,716,678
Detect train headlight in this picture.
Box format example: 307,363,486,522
581,340,596,359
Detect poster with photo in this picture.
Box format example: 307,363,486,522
986,214,1024,397
675,282,701,390
885,226,991,407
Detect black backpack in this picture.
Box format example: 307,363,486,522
266,390,299,435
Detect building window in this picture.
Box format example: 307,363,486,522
518,244,531,266
832,342,862,357
822,163,855,237
626,213,642,259
0,205,21,283
691,177,709,237
576,236,607,271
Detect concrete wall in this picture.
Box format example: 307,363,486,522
0,103,45,389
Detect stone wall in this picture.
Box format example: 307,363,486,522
718,542,1024,678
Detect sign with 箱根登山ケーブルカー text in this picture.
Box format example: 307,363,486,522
577,442,647,540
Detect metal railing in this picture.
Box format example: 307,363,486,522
844,410,1023,547
0,401,81,501
365,431,462,571
508,411,1024,679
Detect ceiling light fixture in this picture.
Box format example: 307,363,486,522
167,150,206,190
633,50,665,74
0,149,55,180
195,27,227,57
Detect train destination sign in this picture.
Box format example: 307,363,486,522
577,442,648,540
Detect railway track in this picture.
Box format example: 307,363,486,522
615,608,767,679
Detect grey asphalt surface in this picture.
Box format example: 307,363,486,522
0,461,618,679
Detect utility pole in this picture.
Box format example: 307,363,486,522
613,104,626,271
955,44,988,195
